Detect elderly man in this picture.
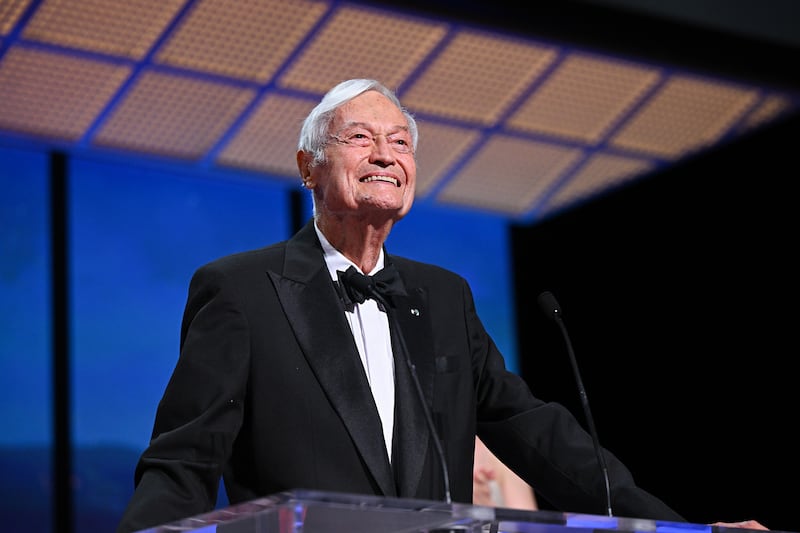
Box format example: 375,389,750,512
117,79,766,533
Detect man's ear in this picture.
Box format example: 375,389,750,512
296,150,311,178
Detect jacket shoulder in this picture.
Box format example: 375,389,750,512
197,241,287,275
389,255,468,288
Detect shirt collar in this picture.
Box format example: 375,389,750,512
314,220,385,281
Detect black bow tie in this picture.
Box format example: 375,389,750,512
336,264,407,312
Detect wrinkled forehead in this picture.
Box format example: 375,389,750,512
332,91,408,132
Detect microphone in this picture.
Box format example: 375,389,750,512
350,272,453,504
538,291,612,517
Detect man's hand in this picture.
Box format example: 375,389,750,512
472,466,499,506
710,520,768,530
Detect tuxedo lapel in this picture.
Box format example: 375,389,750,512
268,221,396,497
387,266,436,498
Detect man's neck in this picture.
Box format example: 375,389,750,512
315,215,393,274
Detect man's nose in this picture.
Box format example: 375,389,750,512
369,134,395,162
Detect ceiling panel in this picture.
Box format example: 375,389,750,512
401,31,557,125
217,93,317,178
439,136,583,216
155,0,328,83
0,46,130,140
21,0,183,59
278,5,447,93
506,55,660,144
0,0,797,223
93,70,256,159
610,76,760,158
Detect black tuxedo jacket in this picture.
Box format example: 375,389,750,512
117,220,683,532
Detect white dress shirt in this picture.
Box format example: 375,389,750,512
315,223,396,461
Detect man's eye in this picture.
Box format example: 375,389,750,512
351,133,369,140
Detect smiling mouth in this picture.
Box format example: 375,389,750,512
360,175,399,187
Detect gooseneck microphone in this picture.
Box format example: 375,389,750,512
538,291,613,517
345,270,453,504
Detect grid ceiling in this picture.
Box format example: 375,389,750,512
0,0,797,223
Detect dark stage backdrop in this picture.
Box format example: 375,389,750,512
511,112,799,531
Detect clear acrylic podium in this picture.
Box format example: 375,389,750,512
136,489,745,533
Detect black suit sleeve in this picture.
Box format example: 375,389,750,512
117,263,249,532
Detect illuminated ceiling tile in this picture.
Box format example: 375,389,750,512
0,46,130,140
217,93,316,178
156,0,327,82
508,53,660,144
413,120,481,197
437,135,582,216
22,0,184,59
611,76,759,159
0,0,32,36
403,31,557,125
541,152,655,217
94,70,255,159
279,5,447,94
0,0,797,226
739,94,793,132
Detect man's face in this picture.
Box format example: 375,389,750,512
309,90,416,221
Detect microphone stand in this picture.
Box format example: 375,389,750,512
351,273,452,504
539,291,613,517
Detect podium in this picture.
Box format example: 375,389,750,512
135,490,739,533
